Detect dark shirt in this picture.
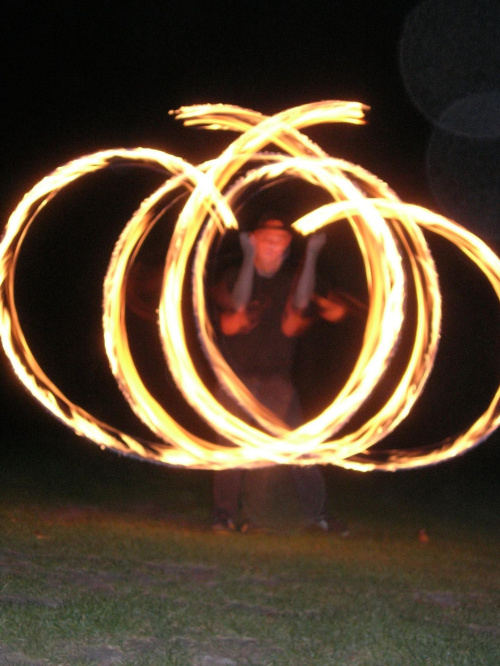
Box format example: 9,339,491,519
217,262,298,378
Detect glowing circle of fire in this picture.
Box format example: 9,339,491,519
1,102,499,471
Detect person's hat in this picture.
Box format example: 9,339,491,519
255,212,292,233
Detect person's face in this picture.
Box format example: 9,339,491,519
252,222,292,270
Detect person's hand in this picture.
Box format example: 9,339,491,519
314,292,347,322
306,231,327,256
239,232,256,257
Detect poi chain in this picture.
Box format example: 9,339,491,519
1,102,499,471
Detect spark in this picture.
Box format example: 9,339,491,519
0,102,498,470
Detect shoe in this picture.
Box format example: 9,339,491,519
310,517,349,537
212,518,236,533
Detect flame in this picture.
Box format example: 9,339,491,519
1,102,499,470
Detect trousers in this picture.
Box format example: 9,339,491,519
213,373,326,525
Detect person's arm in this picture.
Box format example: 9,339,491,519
281,299,313,337
315,289,366,322
281,232,326,336
313,292,348,322
291,232,326,309
126,261,163,322
229,232,255,309
220,308,256,335
219,233,257,336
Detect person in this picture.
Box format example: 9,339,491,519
211,213,349,534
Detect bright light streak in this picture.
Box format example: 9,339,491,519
0,102,498,471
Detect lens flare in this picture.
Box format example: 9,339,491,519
0,102,498,470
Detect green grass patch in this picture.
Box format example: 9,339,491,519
0,432,498,664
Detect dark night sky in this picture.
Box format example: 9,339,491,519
1,0,499,480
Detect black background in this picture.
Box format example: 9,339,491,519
1,0,498,496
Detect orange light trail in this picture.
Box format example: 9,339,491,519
0,102,498,470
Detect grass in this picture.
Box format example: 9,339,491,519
0,427,498,665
